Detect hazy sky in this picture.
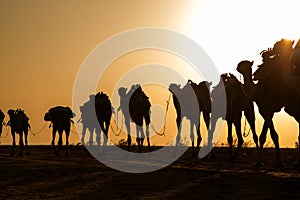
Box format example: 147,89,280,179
0,0,299,147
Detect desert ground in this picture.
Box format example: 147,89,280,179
1,145,300,199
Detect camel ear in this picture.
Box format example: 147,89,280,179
251,61,254,66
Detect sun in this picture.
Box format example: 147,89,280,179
182,0,300,73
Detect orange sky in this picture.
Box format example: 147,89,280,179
0,0,299,148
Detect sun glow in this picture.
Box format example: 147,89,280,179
183,0,300,74
181,0,300,148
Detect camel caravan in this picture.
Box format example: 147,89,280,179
1,38,300,168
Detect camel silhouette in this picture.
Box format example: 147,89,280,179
236,38,298,166
7,109,30,156
128,84,151,152
94,92,112,151
44,106,74,156
211,73,259,162
78,94,101,146
169,80,211,156
0,109,5,137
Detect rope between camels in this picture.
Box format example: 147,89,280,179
29,122,48,136
149,92,171,137
110,110,123,136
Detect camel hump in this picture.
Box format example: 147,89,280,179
45,106,73,121
95,92,111,109
132,87,151,108
0,109,4,121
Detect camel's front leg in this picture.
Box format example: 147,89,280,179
56,130,63,157
52,128,58,156
256,121,269,167
65,130,70,157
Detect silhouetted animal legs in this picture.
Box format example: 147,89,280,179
96,131,101,146
175,117,182,148
65,130,69,157
89,127,94,146
136,126,144,153
234,120,244,162
81,126,87,145
227,122,233,161
145,114,151,152
57,131,63,157
24,130,30,155
257,121,269,166
52,128,58,156
203,111,210,131
269,120,284,167
194,121,201,154
245,105,259,150
190,122,196,156
125,118,131,151
10,131,16,156
18,132,24,157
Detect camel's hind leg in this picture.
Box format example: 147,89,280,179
190,121,195,156
24,129,30,155
245,104,259,150
269,120,284,167
10,131,16,156
102,120,110,154
227,121,233,161
136,125,144,153
18,132,24,157
233,120,244,162
175,116,182,148
145,113,151,152
196,121,201,156
257,121,269,166
125,118,131,151
81,126,87,145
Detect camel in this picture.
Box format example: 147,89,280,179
44,106,74,156
78,94,101,146
236,38,299,166
169,80,211,156
0,109,5,137
211,73,259,162
7,109,30,156
128,85,151,152
94,92,112,151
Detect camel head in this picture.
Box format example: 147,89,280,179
118,87,127,97
169,83,181,95
7,109,15,117
44,112,53,121
237,60,254,78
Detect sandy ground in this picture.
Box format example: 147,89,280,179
1,145,300,199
